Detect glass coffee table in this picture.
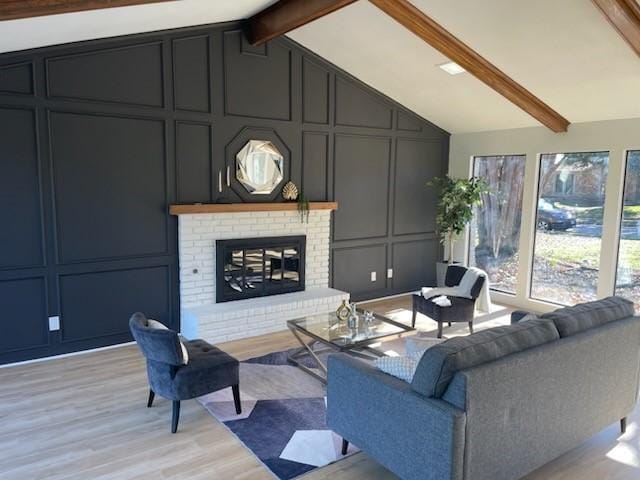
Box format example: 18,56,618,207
287,309,414,383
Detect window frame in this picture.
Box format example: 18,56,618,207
613,149,639,301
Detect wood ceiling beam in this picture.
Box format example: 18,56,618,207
0,0,174,21
248,0,357,46
369,0,571,133
592,0,640,57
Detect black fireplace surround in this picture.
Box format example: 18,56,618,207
216,236,306,303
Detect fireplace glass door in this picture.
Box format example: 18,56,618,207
265,247,301,293
216,236,305,302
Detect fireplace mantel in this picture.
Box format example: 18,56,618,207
169,202,338,215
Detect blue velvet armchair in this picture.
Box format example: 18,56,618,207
129,312,241,433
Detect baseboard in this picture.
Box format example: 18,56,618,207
0,341,136,369
362,291,414,304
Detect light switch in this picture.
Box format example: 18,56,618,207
387,268,393,278
371,271,377,282
48,316,60,331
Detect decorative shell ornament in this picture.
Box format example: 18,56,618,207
281,181,299,201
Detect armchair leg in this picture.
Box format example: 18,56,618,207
147,389,155,408
411,308,417,328
232,384,242,414
437,322,443,339
621,417,627,434
171,400,180,434
468,321,474,334
448,321,451,327
341,438,349,455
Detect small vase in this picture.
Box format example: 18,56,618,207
347,303,359,328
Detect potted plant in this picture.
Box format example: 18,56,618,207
428,175,489,286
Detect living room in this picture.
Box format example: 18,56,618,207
1,1,639,479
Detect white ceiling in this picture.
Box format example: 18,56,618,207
2,0,640,134
289,0,640,133
0,0,275,54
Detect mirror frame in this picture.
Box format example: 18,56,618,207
235,140,284,195
224,127,290,203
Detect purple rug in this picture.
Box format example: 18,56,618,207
198,349,358,479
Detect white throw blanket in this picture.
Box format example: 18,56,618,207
421,267,492,313
430,295,452,307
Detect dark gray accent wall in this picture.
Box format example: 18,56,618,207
0,21,448,364
0,62,34,95
333,134,391,241
0,108,43,270
47,43,165,107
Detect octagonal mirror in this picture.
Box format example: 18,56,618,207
235,140,284,195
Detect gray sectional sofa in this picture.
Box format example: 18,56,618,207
327,296,640,480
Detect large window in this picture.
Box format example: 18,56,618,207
616,150,640,309
531,152,609,305
469,155,526,294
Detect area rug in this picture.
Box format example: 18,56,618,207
198,337,410,479
198,349,363,480
197,349,352,479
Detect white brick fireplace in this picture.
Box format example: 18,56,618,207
174,207,348,343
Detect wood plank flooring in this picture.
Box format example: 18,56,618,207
0,296,637,479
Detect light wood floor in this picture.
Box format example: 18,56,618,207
0,296,638,479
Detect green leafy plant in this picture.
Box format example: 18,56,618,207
428,175,489,264
297,191,310,223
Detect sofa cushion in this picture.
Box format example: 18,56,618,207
541,296,635,337
411,319,560,398
170,340,239,399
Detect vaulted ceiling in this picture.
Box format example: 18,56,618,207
289,0,640,133
0,1,276,53
2,0,640,133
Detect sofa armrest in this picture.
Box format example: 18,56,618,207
327,354,466,480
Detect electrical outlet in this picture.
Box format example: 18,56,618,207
48,316,60,331
371,271,377,282
387,268,393,278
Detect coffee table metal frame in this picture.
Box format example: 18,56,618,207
286,311,414,384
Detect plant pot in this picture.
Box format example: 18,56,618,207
436,261,461,287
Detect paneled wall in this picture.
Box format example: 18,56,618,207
0,22,448,364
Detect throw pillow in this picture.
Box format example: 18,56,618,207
375,355,418,383
518,313,539,322
147,319,189,365
375,338,443,382
405,336,445,356
147,319,168,330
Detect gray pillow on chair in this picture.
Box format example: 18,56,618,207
147,319,189,365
